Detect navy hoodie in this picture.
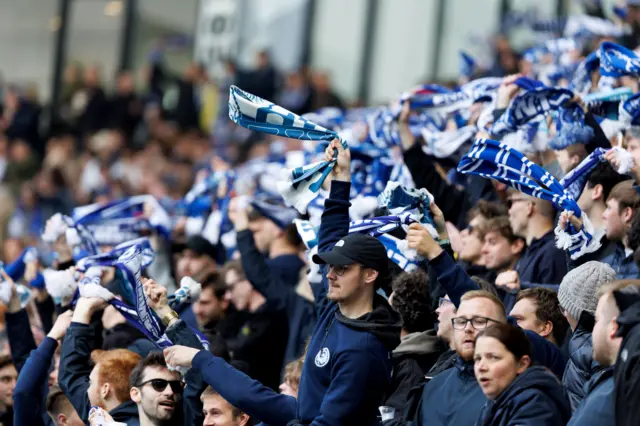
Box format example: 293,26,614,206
292,180,402,425
476,366,571,426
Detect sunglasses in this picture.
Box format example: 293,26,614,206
506,198,530,209
136,379,184,394
328,264,359,276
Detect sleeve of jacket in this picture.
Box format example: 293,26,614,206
314,181,352,312
383,360,426,415
306,348,391,426
5,309,37,372
58,322,97,422
402,144,471,226
508,319,567,379
236,229,290,311
13,336,58,426
192,350,297,426
165,319,206,426
35,293,55,334
428,250,480,308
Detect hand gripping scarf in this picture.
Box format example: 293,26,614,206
228,85,348,213
458,138,600,259
74,239,209,349
560,147,634,201
42,213,100,261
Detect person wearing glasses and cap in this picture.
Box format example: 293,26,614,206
161,139,401,426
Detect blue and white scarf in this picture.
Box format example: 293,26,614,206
560,147,634,201
377,181,438,239
548,103,594,150
569,51,600,95
420,125,477,159
228,85,348,213
459,51,477,79
490,78,573,139
75,240,209,349
72,196,172,245
457,138,599,259
619,92,640,127
42,213,99,260
600,41,640,79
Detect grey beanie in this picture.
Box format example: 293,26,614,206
558,261,616,320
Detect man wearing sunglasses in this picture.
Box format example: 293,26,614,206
129,352,183,426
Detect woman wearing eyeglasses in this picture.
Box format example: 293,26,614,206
474,323,571,426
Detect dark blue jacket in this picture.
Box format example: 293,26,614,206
415,357,486,425
236,229,315,365
562,311,604,411
14,337,57,426
192,350,297,426
429,250,568,378
476,366,571,426
511,230,567,313
567,367,615,426
599,242,639,279
293,180,402,425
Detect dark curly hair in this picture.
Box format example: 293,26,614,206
391,269,436,333
516,288,569,346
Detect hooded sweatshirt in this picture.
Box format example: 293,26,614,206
383,330,443,414
291,180,402,426
613,289,640,426
476,366,572,426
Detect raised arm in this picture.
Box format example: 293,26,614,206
164,346,297,426
58,297,107,422
13,311,73,426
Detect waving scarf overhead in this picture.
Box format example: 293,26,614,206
457,138,600,259
42,213,100,260
228,85,348,213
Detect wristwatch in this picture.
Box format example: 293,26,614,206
161,310,179,326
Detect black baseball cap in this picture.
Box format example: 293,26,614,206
312,233,389,275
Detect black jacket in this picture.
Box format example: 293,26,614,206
562,311,605,411
476,366,571,426
225,304,289,391
613,289,640,426
236,229,315,365
382,330,443,416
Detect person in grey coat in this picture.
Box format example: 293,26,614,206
557,261,614,411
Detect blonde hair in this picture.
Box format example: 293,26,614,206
460,290,507,322
283,356,305,392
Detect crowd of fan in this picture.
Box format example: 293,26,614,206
0,2,640,426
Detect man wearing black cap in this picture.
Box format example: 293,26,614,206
290,139,402,425
176,235,226,283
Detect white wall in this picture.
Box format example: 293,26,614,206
437,0,502,80
0,0,57,101
368,0,440,104
310,0,368,102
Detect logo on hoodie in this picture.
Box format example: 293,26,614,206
315,347,330,367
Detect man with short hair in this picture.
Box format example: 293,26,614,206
176,235,225,282
569,162,630,268
480,216,524,275
384,270,442,414
221,260,288,391
162,139,402,426
191,272,240,339
568,280,638,425
129,352,183,426
46,386,85,426
510,288,569,346
601,180,640,278
59,297,143,424
201,386,253,426
496,191,568,311
0,354,17,426
556,143,589,175
233,196,314,365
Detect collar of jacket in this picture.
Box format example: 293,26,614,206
453,355,476,379
393,329,441,356
336,293,403,351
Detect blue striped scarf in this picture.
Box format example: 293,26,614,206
75,240,209,349
42,213,100,261
228,85,347,213
457,138,599,259
600,42,640,79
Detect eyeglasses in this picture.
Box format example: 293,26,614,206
438,297,453,308
328,264,358,276
506,198,530,209
452,316,500,330
136,379,185,394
